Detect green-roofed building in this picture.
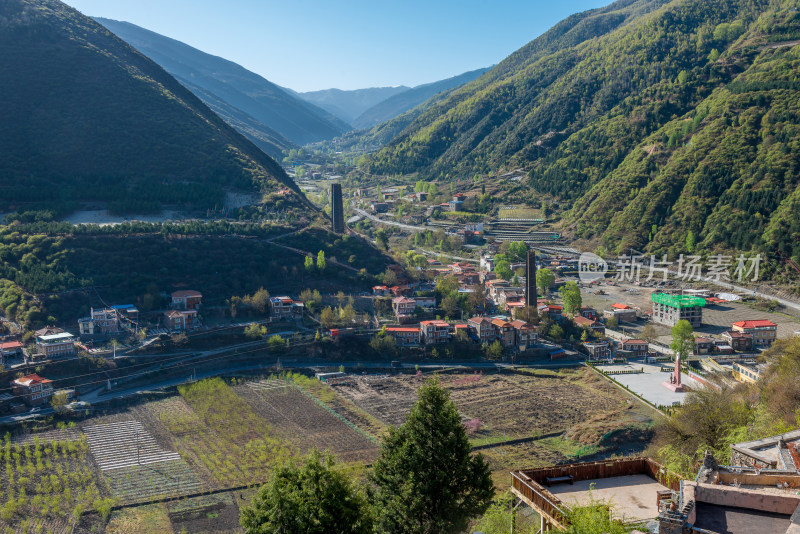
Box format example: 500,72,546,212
651,292,705,327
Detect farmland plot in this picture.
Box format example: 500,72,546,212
328,375,419,426
84,420,203,504
436,372,618,438
235,379,378,463
0,433,103,528
157,378,294,488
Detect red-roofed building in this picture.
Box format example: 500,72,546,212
270,297,304,320
732,320,777,346
611,303,631,310
372,285,391,296
385,326,421,346
468,317,497,343
11,374,54,406
171,290,202,310
491,318,515,347
420,320,451,344
722,330,754,352
0,341,23,358
510,320,537,350
390,285,412,297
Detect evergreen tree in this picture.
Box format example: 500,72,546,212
240,450,372,534
371,378,494,533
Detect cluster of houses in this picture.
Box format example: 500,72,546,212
384,316,538,352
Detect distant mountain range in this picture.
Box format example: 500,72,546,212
351,67,492,129
296,86,410,125
367,0,800,262
95,18,350,154
0,0,305,215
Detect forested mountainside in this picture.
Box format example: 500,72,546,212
297,86,410,125
352,68,492,129
95,18,350,149
0,0,308,215
365,0,800,264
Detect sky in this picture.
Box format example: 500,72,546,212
63,0,611,92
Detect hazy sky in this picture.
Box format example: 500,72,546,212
63,0,610,92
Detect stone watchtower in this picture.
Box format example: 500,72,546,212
526,247,537,314
331,183,344,234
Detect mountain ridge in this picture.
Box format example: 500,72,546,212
0,0,307,215
352,67,492,129
94,17,350,149
364,0,800,269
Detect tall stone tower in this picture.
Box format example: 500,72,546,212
526,247,537,314
331,183,344,234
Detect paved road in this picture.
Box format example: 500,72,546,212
353,207,453,234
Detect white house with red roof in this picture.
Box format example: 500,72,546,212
11,374,54,406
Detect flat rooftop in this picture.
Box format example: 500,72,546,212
548,474,667,522
693,502,792,534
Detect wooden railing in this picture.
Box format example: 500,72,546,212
511,457,683,525
511,471,567,526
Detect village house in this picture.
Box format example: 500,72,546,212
413,295,436,308
457,272,481,286
579,305,599,321
721,330,754,352
492,318,515,347
0,340,23,359
573,316,605,335
539,304,563,321
370,202,389,213
584,341,612,359
391,297,416,323
372,285,391,296
164,309,198,331
468,317,497,343
419,320,451,344
269,296,304,320
449,262,475,274
35,331,75,359
11,374,54,406
693,336,714,355
620,338,649,357
731,319,777,346
731,361,765,384
78,307,120,337
603,307,637,323
510,320,537,350
170,290,202,310
385,326,421,346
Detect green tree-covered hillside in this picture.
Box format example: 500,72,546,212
365,0,800,264
0,0,307,214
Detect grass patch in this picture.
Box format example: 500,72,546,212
106,503,171,534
